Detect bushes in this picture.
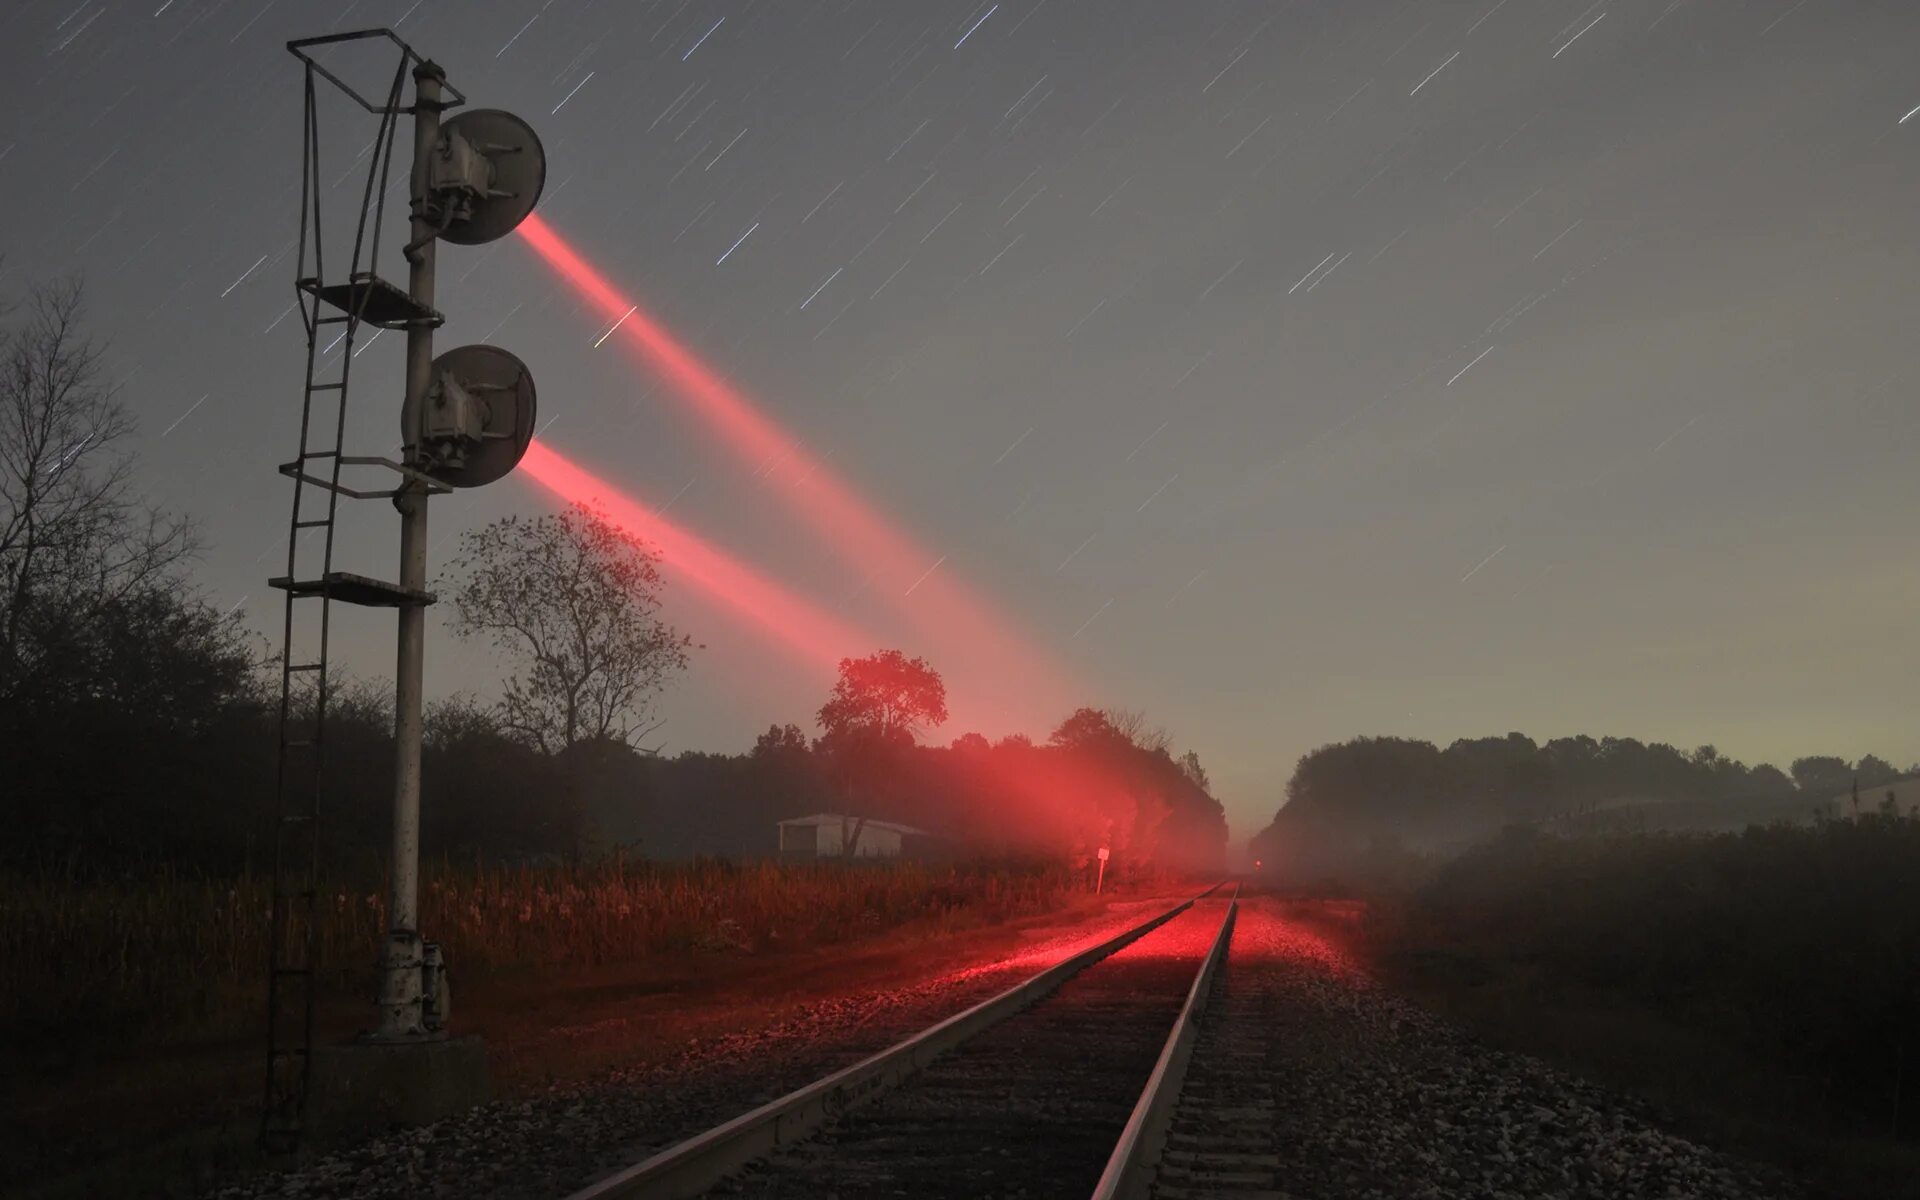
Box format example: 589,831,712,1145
1404,815,1920,1136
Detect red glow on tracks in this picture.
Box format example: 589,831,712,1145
519,439,873,672
515,213,1077,728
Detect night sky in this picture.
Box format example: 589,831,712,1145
4,0,1918,839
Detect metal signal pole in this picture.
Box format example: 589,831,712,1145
276,27,542,1138
377,59,444,1041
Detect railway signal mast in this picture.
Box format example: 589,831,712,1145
265,29,544,1149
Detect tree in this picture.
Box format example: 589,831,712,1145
1791,756,1852,797
752,722,810,759
815,650,946,855
1050,707,1128,750
1853,754,1899,789
0,276,262,869
1050,706,1172,755
815,649,947,750
1177,749,1211,793
0,277,195,705
423,694,582,859
1108,708,1172,754
1046,707,1152,863
444,501,692,754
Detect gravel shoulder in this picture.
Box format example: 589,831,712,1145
1158,896,1802,1200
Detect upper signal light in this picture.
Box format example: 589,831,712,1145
420,109,547,246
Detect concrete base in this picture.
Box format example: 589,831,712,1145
306,1035,490,1146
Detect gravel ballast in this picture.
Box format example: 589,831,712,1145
212,893,1801,1199
1153,898,1799,1200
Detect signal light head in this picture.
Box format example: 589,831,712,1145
422,109,547,246
415,344,536,487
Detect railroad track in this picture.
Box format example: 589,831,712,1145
1137,930,1284,1199
566,882,1244,1200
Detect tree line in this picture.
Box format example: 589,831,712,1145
0,275,1224,877
1251,731,1913,881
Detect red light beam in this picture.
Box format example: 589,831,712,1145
518,439,874,673
515,214,1079,728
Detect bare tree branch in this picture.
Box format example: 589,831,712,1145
0,276,198,704
442,501,693,755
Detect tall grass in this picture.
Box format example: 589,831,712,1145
0,858,1075,1050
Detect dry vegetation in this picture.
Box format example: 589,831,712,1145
1365,813,1920,1200
1,857,1075,1052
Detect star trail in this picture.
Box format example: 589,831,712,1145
3,0,1918,834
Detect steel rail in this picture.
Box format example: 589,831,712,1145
564,882,1224,1200
1089,883,1240,1200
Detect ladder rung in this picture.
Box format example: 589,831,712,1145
288,663,325,672
300,449,340,460
282,737,316,748
307,382,346,392
280,811,316,823
293,519,330,529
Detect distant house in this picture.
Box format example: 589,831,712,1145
776,813,928,858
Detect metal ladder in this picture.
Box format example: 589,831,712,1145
261,45,443,1153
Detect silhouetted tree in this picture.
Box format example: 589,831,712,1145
1050,707,1112,749
1853,754,1899,790
752,722,810,758
1177,750,1211,793
0,277,197,707
444,501,692,754
1791,756,1853,797
815,650,947,855
0,277,271,869
1107,708,1172,754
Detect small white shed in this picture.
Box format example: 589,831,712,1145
777,813,927,858
1825,777,1920,819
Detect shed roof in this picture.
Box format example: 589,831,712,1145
776,812,928,837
